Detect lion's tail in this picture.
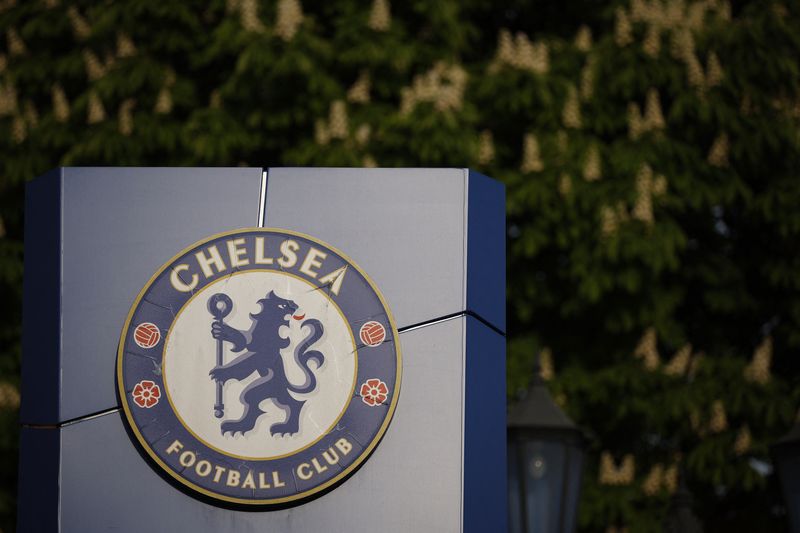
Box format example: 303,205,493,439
288,318,325,394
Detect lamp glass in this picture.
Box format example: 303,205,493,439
561,441,584,533
508,440,523,533
523,440,565,533
508,433,584,533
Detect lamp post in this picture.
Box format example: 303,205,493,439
772,419,800,532
507,362,585,533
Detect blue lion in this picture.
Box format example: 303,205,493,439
209,291,324,437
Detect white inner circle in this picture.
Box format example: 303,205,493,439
164,271,356,459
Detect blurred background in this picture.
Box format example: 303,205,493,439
1,0,799,531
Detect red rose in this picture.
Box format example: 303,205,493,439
360,378,389,406
132,380,161,408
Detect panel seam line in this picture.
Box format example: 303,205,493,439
22,406,120,429
397,310,504,337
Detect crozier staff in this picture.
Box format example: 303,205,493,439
207,293,233,418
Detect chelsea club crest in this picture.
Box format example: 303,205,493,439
117,228,402,506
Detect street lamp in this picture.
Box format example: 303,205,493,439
772,419,800,532
507,363,585,533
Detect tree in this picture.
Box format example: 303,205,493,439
1,0,799,531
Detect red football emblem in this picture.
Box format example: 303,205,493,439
133,322,161,349
359,321,386,347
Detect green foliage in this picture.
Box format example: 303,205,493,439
0,0,799,531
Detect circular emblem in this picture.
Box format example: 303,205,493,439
117,228,402,505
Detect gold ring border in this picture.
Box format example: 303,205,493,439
161,269,358,461
116,227,403,506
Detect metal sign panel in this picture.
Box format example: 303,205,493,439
19,167,505,533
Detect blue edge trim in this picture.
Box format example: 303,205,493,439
21,168,63,425
464,316,507,533
464,169,507,532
